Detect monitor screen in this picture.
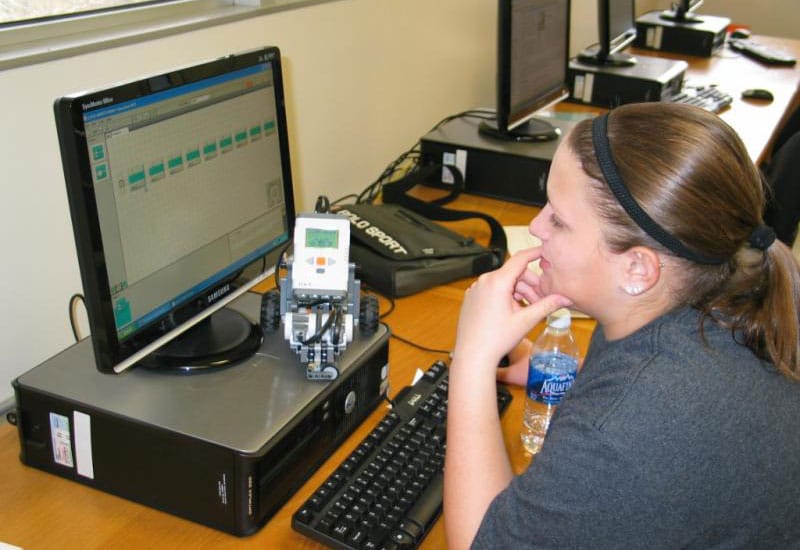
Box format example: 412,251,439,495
54,47,295,374
576,0,637,66
479,0,570,142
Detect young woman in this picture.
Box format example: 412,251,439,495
444,102,800,549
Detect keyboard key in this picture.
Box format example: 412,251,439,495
389,529,416,548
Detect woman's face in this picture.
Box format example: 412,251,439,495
529,143,619,317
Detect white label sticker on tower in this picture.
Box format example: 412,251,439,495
573,74,585,99
74,411,95,479
582,73,595,104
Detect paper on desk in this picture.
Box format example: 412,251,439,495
504,225,543,274
0,542,23,550
503,225,590,319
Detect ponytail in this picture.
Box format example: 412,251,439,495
703,240,800,380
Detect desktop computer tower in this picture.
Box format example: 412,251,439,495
566,54,687,108
418,115,578,206
11,292,390,536
634,10,731,58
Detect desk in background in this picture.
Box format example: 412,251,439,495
1,34,798,550
558,35,800,165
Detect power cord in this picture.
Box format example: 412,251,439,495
331,109,496,207
314,195,331,213
364,285,451,356
273,241,292,292
390,333,451,356
68,293,86,342
382,392,397,408
299,301,341,346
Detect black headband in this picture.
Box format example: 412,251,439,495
591,113,728,265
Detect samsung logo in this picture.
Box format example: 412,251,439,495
208,284,230,304
82,97,114,111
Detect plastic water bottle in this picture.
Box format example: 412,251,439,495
521,309,580,455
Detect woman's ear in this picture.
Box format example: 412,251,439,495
619,246,661,296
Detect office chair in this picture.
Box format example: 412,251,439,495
763,120,800,246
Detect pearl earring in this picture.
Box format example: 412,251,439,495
624,285,643,296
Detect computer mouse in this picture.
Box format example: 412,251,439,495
741,88,774,101
730,28,751,40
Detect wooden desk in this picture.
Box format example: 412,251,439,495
1,35,799,550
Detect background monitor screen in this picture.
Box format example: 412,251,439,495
54,46,296,374
479,0,571,142
577,0,637,66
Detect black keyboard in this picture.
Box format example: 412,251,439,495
729,38,797,66
292,360,513,549
666,85,733,114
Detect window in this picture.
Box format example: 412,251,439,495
0,0,159,25
0,0,332,70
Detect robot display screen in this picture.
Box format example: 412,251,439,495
306,228,340,248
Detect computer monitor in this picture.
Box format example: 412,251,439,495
577,0,637,67
54,46,296,374
479,0,571,142
660,0,704,24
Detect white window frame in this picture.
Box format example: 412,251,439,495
0,0,333,71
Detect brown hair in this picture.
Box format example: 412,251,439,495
568,102,800,380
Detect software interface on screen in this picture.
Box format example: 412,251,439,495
82,64,289,341
510,0,568,114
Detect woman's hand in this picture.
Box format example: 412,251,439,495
496,338,533,387
452,247,572,370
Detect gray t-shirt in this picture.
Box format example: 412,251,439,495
473,307,800,549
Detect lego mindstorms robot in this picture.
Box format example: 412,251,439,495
260,212,379,381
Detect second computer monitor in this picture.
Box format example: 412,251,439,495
479,0,571,143
577,0,637,67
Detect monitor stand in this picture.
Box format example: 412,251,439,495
659,10,703,24
478,118,560,143
576,46,637,68
138,308,262,373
